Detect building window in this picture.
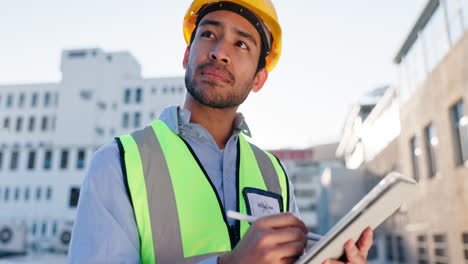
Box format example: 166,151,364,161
44,92,51,107
163,87,167,94
41,116,48,131
385,235,394,261
422,4,450,74
14,187,20,201
433,233,449,263
6,94,13,108
36,187,42,201
79,90,93,100
41,222,47,236
463,233,468,260
4,187,10,202
18,93,25,108
28,116,35,132
46,186,52,200
3,117,10,129
32,222,37,235
410,136,421,181
417,234,429,264
450,100,467,166
76,149,86,169
24,187,30,201
68,50,87,58
60,149,69,169
367,245,379,260
134,112,141,128
27,151,36,170
16,117,23,132
31,92,38,107
122,112,129,128
424,124,438,178
95,127,104,136
124,88,131,104
97,101,106,111
445,0,464,45
135,87,143,103
69,187,80,208
52,221,57,235
0,151,3,170
10,151,19,170
43,150,52,170
396,236,406,263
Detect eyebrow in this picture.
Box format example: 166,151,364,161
199,19,258,48
234,29,258,48
199,19,222,28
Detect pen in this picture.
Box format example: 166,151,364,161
227,210,323,241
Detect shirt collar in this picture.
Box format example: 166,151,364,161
157,106,252,138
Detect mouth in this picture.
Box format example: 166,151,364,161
200,66,232,84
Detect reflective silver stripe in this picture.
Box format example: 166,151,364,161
131,126,185,263
249,143,282,195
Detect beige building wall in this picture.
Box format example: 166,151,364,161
364,138,401,177
398,32,468,264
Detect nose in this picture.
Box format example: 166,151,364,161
208,42,230,64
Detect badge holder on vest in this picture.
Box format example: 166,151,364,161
242,187,284,220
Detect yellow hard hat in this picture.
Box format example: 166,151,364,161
183,0,282,72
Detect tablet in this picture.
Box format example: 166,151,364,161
296,172,418,264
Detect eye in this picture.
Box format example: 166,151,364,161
236,41,248,50
200,31,215,39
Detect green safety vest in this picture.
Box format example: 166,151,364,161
115,120,289,264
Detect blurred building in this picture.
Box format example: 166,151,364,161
332,0,468,263
270,143,343,233
394,0,468,262
326,86,397,263
0,48,185,254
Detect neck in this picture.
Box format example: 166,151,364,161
183,96,238,150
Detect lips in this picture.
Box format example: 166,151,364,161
200,66,232,84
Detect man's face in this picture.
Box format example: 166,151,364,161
183,10,266,109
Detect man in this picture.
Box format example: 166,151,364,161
68,0,373,263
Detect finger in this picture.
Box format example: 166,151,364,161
281,257,301,264
272,241,306,260
321,259,344,264
264,227,307,246
256,213,309,234
344,239,365,263
356,227,373,258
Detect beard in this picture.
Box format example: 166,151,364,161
185,61,255,109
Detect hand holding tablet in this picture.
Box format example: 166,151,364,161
296,172,418,264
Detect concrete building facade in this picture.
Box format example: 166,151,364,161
395,0,468,262
0,48,185,253
333,0,468,263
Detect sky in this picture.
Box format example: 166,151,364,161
0,0,427,150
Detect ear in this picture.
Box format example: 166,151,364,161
182,45,190,69
251,68,268,93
